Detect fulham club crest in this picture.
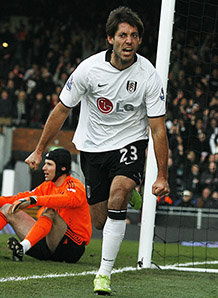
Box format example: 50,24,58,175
126,80,137,93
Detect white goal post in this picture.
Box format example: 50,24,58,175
137,0,176,269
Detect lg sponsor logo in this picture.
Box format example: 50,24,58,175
97,98,134,114
97,97,113,114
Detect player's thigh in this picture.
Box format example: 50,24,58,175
80,151,111,205
109,140,147,186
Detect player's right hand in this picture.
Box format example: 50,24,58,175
25,151,42,170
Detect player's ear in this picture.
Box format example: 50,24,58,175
61,166,66,172
107,35,114,45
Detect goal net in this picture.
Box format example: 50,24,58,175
139,0,218,272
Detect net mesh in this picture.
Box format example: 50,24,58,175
153,0,218,271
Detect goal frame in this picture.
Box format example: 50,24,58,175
137,0,176,269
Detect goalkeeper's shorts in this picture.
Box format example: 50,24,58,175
26,234,85,263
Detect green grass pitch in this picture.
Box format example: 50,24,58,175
0,234,218,297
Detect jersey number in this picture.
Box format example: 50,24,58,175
120,146,138,164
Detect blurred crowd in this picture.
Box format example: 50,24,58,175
0,5,217,208
163,15,218,209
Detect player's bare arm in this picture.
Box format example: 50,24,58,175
148,116,170,197
25,102,71,170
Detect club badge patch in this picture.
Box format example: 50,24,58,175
126,80,137,94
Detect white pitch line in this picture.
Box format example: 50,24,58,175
160,266,218,274
162,260,218,268
160,260,218,273
1,262,218,283
0,266,137,283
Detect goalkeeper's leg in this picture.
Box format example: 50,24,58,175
0,211,8,230
7,215,53,262
0,203,36,238
0,203,35,261
7,208,67,261
1,204,54,261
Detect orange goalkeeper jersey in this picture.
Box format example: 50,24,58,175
0,176,92,245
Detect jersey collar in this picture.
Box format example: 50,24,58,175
105,50,137,70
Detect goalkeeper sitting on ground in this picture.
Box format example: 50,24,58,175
0,148,92,263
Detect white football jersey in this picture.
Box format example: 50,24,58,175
60,50,166,152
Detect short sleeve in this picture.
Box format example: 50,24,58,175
59,62,88,108
145,70,166,117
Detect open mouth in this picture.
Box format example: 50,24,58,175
44,172,49,178
122,48,134,58
123,48,133,53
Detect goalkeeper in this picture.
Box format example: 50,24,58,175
0,148,92,263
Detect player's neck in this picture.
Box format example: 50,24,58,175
54,174,67,187
110,52,136,70
111,56,133,70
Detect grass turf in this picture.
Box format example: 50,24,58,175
0,234,218,297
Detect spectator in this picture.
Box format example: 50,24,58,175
194,84,208,112
178,118,189,150
0,90,13,126
197,132,211,154
186,150,198,168
209,133,218,155
174,190,195,207
50,93,59,111
208,68,218,97
6,79,16,100
206,118,217,138
13,90,28,127
184,164,201,199
30,92,50,128
23,63,40,82
200,161,217,190
7,69,23,90
53,72,68,88
208,190,218,209
197,187,218,209
206,118,218,154
38,66,56,96
196,187,212,208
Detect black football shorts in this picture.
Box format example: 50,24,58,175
80,139,148,205
26,234,85,263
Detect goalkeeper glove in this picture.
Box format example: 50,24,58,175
8,196,37,214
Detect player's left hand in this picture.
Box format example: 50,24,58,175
152,177,170,197
8,196,37,214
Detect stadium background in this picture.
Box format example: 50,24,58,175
0,0,217,206
0,1,218,293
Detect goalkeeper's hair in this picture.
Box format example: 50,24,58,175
106,6,144,39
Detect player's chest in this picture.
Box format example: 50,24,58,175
89,70,145,109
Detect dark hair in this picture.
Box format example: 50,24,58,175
106,6,144,39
